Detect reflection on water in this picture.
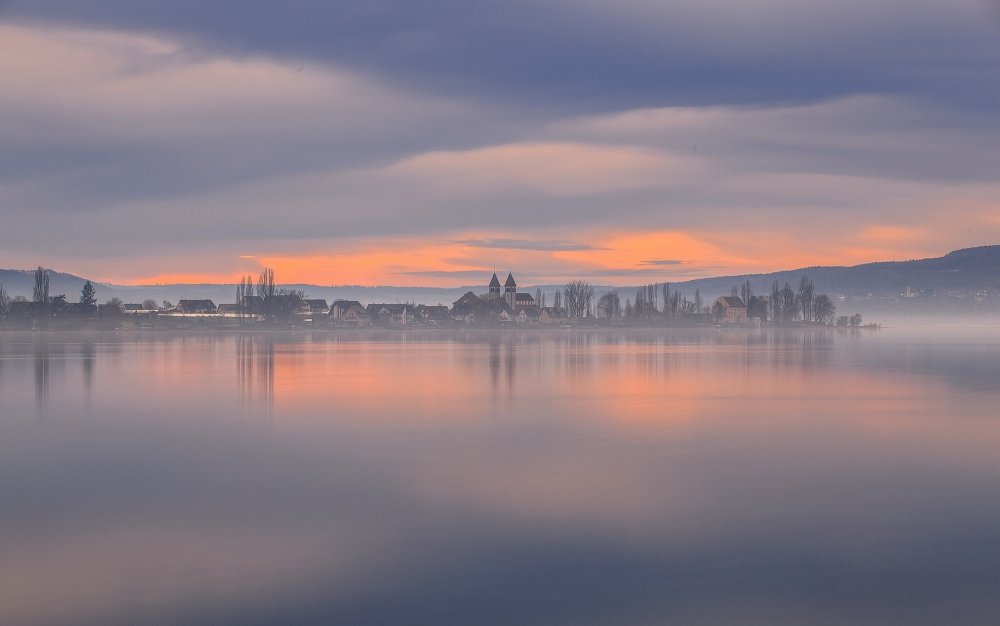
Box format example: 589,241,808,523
33,338,49,415
1,328,1000,625
237,335,274,419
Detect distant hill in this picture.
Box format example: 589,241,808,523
0,269,118,302
657,245,1000,298
2,246,998,311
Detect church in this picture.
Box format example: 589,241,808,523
486,272,535,310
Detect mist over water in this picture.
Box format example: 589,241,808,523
2,328,1000,625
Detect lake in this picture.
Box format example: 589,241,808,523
2,328,1000,625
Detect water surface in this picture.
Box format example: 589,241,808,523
2,328,1000,625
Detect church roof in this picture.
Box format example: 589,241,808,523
489,272,501,288
504,272,516,287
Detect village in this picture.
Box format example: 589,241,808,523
0,268,866,330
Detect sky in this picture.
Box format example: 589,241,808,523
2,1,1000,287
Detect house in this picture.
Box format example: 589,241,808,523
451,291,486,323
714,296,747,324
329,300,363,320
539,307,568,324
416,304,450,324
342,304,371,326
178,299,217,314
216,303,240,315
367,303,415,326
516,306,541,325
241,295,264,315
123,303,145,312
302,299,329,314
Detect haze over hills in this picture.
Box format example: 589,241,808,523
2,246,999,314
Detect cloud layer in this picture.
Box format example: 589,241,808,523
1,2,999,285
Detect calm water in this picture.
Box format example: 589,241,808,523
2,328,1000,625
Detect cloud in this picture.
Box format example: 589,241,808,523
399,269,491,279
6,0,997,113
2,16,1000,284
641,259,683,266
387,142,698,196
456,238,597,252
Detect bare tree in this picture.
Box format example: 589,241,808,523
694,289,703,314
33,267,49,303
770,281,781,322
797,275,815,322
535,288,542,308
553,290,562,311
142,299,158,311
779,282,797,324
814,294,836,324
0,282,9,318
741,281,753,308
257,268,276,321
237,274,254,325
596,290,621,320
564,281,594,319
669,290,681,319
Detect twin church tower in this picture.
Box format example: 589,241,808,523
487,271,531,309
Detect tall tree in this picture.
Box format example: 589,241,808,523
780,282,798,324
0,282,9,318
669,290,681,319
564,281,594,319
596,290,621,320
694,289,703,314
237,274,254,324
553,290,562,311
79,281,97,306
33,267,49,304
257,268,276,321
535,288,542,308
770,281,781,322
813,294,836,324
797,275,815,322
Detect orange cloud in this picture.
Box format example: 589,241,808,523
127,219,980,288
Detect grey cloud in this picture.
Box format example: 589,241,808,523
7,0,998,113
2,3,1000,274
641,259,683,266
455,238,598,252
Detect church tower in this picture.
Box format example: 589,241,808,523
488,272,501,301
504,272,517,308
